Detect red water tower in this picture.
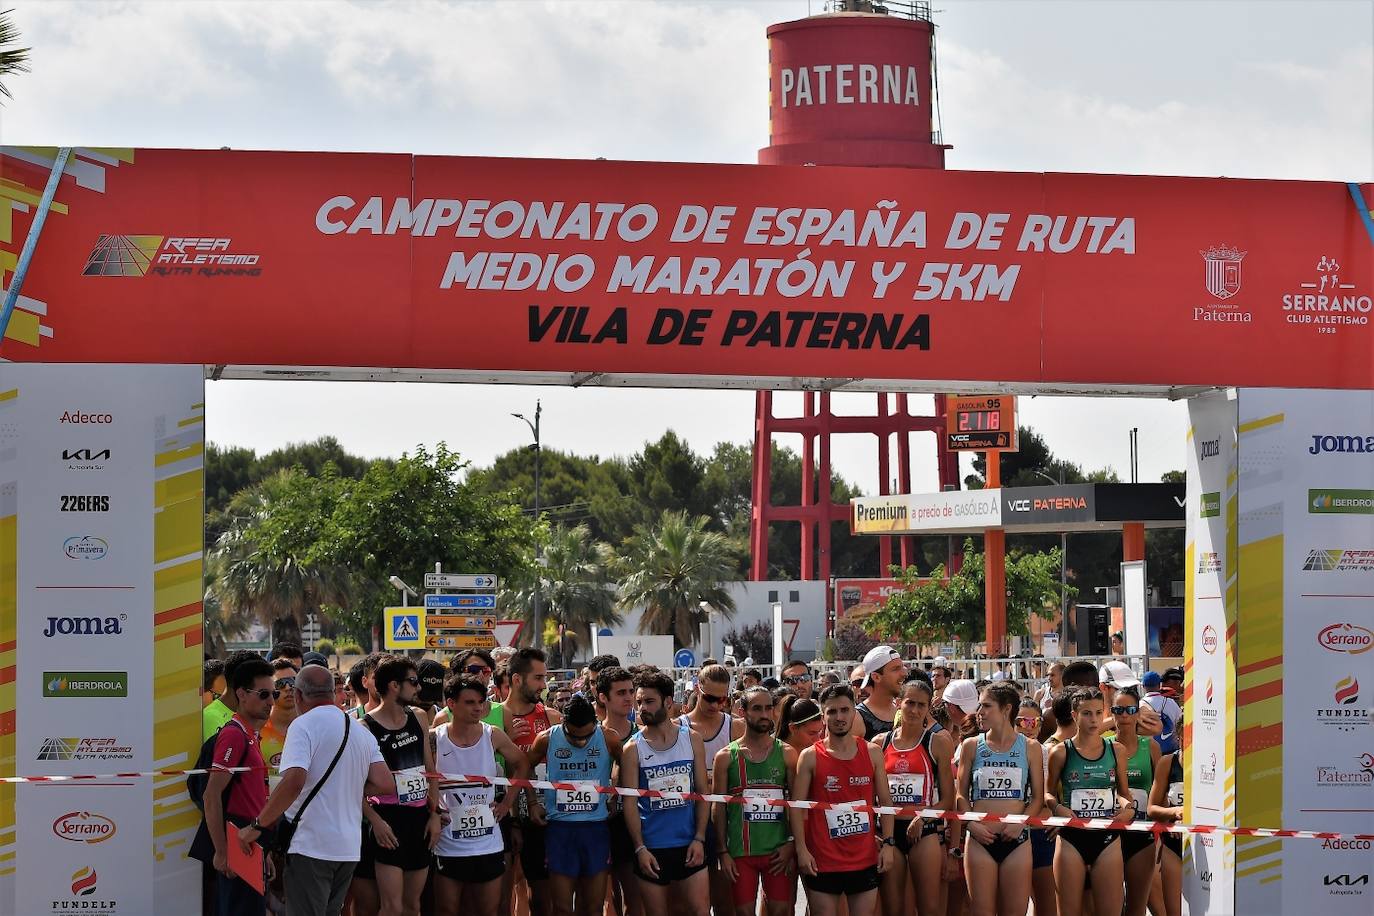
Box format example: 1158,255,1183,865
750,1,960,605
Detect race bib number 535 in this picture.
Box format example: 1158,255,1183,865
825,806,871,839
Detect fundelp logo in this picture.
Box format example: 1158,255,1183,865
71,866,98,896
52,811,116,844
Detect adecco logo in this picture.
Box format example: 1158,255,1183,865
52,811,116,844
1318,623,1374,656
59,411,113,425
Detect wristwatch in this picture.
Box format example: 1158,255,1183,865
249,818,265,831
879,835,895,847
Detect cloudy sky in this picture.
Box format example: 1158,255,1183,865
4,0,1370,491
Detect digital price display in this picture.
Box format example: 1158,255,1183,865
945,395,1018,451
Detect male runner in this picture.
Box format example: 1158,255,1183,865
362,656,441,916
527,695,623,916
781,660,814,701
504,647,563,916
791,684,895,916
259,659,298,789
677,663,744,916
856,646,904,739
621,669,710,916
597,666,642,916
433,675,528,916
712,685,796,916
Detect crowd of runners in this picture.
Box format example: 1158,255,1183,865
197,643,1189,916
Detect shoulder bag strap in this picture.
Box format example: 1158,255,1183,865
286,711,352,830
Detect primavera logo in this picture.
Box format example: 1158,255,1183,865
64,535,108,559
1310,489,1374,515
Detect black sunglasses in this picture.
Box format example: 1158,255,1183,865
782,675,811,685
699,692,728,704
404,676,420,686
465,664,492,675
243,688,273,701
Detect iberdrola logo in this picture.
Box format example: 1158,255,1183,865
1335,676,1359,705
48,675,68,694
71,866,97,896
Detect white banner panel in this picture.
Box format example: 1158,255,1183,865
1184,391,1236,916
851,489,1001,534
1235,389,1374,915
0,364,204,916
595,635,677,669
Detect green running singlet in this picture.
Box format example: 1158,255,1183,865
723,738,790,858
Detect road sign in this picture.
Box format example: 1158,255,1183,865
782,618,801,655
426,615,496,630
674,648,696,668
384,607,426,650
424,593,497,609
493,620,524,648
426,632,498,649
425,573,497,589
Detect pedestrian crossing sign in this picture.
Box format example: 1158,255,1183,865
384,607,426,649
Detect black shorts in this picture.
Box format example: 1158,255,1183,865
1121,828,1155,860
365,804,435,872
635,845,707,886
802,867,881,897
520,821,549,881
971,830,1028,865
895,818,943,855
608,811,635,865
436,851,506,884
1161,833,1182,858
1058,827,1118,867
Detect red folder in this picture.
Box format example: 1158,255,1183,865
229,840,266,895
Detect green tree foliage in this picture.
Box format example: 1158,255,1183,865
210,469,353,647
499,524,620,664
616,511,737,648
0,10,30,101
320,444,536,647
722,621,774,664
869,538,1064,651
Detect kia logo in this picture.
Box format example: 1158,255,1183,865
1318,623,1374,655
52,811,116,844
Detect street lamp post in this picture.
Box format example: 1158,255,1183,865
1032,469,1069,654
513,402,543,648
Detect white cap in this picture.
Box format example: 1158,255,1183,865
860,645,902,687
932,656,949,668
1099,660,1140,689
942,679,980,714
990,670,1007,681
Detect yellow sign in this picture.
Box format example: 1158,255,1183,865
384,607,426,650
426,615,496,630
427,632,497,649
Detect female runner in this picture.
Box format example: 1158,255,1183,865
1111,685,1161,916
955,683,1042,916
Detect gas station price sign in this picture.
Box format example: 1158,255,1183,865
946,395,1018,451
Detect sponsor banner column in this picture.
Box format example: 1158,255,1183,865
1235,389,1374,915
0,363,202,916
1184,391,1236,915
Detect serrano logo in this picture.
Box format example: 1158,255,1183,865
84,234,261,278
53,811,116,844
1202,625,1219,655
1317,623,1374,655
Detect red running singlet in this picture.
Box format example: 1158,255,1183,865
881,726,939,808
804,739,879,873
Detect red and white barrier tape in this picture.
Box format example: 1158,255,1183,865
9,767,1371,841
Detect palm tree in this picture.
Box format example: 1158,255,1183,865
616,511,736,649
500,524,620,665
202,562,251,657
0,10,30,101
208,471,355,646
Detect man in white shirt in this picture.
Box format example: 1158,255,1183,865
239,664,396,916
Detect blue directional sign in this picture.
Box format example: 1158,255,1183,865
425,593,497,609
674,648,696,668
